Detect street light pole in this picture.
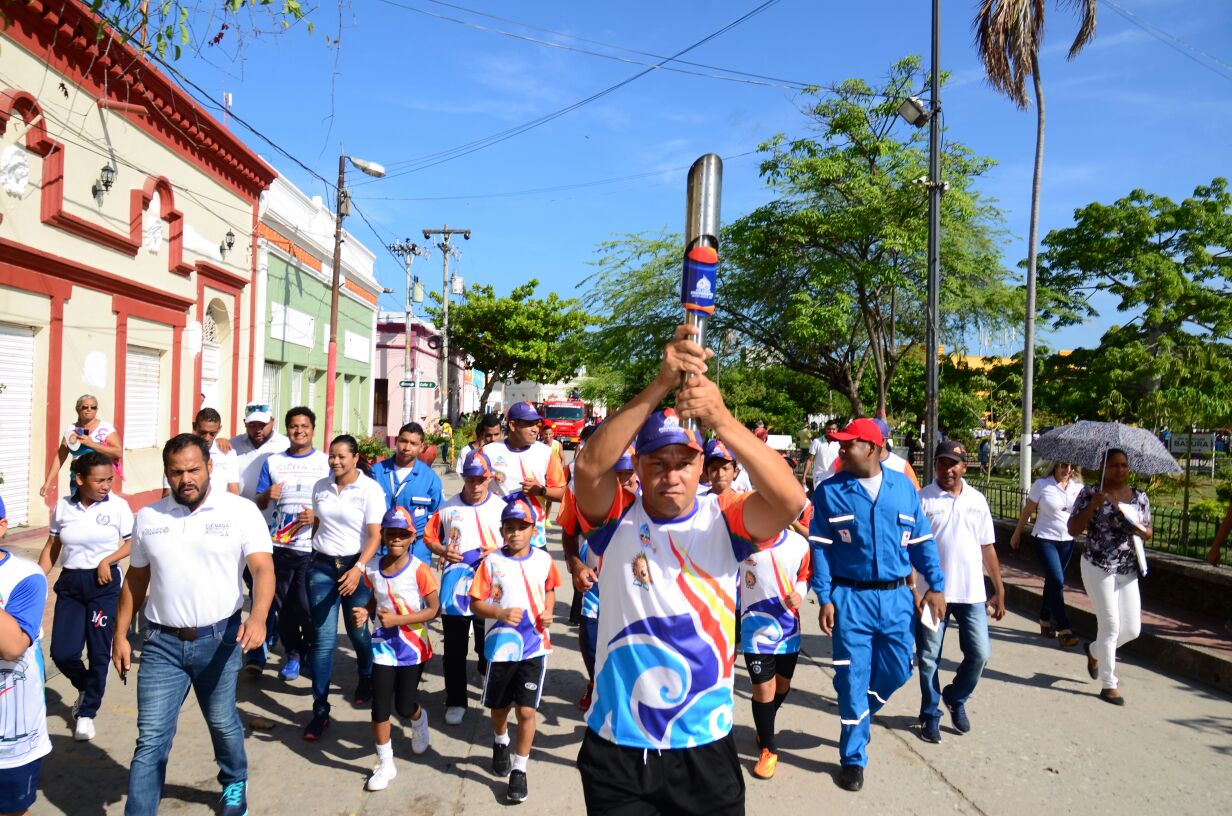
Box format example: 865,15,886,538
422,224,470,426
325,151,384,436
388,240,428,426
924,0,942,486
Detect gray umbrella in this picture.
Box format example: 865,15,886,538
1031,421,1182,475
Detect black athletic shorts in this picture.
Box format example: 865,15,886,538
743,651,800,685
481,656,546,710
577,729,744,816
371,663,422,723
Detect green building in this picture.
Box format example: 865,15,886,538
255,176,380,448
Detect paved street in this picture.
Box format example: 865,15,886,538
26,492,1232,815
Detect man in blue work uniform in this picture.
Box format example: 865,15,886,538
809,418,947,792
370,422,443,563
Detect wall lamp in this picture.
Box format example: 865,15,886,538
91,164,116,205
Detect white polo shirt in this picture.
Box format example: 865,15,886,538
918,479,995,604
1027,475,1084,542
810,437,839,484
310,472,386,557
130,487,273,628
230,431,290,501
49,493,135,570
161,442,240,494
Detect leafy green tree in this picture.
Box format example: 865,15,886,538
720,56,1016,417
428,280,589,412
76,1,312,59
1038,178,1232,408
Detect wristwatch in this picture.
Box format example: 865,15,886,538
354,560,368,572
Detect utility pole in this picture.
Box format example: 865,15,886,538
388,239,428,426
421,224,470,425
923,0,942,486
325,151,384,436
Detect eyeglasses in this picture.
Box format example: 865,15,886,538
78,404,98,410
245,403,271,416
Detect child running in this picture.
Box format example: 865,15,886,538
470,492,561,805
739,526,811,779
353,507,440,792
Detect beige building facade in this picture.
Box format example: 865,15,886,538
0,1,275,526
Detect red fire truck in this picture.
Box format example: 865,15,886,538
540,399,589,447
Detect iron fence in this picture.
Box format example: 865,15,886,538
977,482,1227,567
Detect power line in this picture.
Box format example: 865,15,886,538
1102,1,1232,82
351,0,784,184
374,0,811,93
354,149,759,202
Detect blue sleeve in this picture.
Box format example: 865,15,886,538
429,471,442,513
3,573,47,646
905,488,945,592
808,486,835,605
256,459,273,495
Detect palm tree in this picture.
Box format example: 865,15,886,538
973,0,1097,494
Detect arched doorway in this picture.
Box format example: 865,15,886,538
201,300,230,412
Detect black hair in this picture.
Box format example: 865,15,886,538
163,433,210,468
579,424,597,443
397,422,425,438
286,406,317,428
478,413,502,432
71,450,113,480
1105,448,1129,465
194,407,222,426
329,434,371,475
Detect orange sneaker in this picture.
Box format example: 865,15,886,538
752,748,778,780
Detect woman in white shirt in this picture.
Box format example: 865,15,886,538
303,435,385,741
37,451,133,742
1010,462,1083,647
39,394,124,499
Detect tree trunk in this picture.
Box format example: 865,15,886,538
479,380,496,415
1020,53,1045,493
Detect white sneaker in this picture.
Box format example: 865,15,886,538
366,761,397,791
74,716,95,742
445,706,465,726
410,709,430,755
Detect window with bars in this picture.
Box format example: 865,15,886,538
291,367,304,408
262,362,281,420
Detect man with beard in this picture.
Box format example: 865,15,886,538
113,434,274,816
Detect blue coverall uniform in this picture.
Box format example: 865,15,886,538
810,464,945,768
369,457,442,563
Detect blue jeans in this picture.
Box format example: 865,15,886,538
916,602,990,721
307,553,373,715
125,613,245,816
1034,537,1074,631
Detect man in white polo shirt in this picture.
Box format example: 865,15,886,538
230,401,290,501
113,433,275,816
915,440,1005,745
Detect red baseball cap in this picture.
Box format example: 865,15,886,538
828,418,885,447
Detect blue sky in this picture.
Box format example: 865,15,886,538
179,0,1232,355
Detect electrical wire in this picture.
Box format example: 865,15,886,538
1102,1,1232,82
374,0,811,93
350,0,784,184
354,149,758,202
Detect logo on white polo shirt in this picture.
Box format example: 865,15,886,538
95,514,111,525
146,526,171,536
204,522,231,536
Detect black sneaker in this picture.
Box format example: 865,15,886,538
492,741,512,776
302,712,330,741
218,781,248,816
353,675,373,706
506,769,528,804
837,764,864,792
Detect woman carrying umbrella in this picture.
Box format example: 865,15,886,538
1010,462,1083,647
1067,449,1152,706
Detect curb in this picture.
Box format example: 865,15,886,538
1002,580,1231,694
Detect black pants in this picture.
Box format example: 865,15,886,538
371,664,422,723
51,566,121,719
273,548,312,659
577,730,744,816
442,614,486,708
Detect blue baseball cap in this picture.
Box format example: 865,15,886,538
872,417,892,439
614,444,635,472
461,450,493,478
0,494,6,521
703,438,736,465
507,401,541,423
501,491,538,524
634,409,703,456
381,506,414,530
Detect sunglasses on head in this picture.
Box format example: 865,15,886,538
245,404,271,416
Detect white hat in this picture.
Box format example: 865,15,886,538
244,401,273,424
